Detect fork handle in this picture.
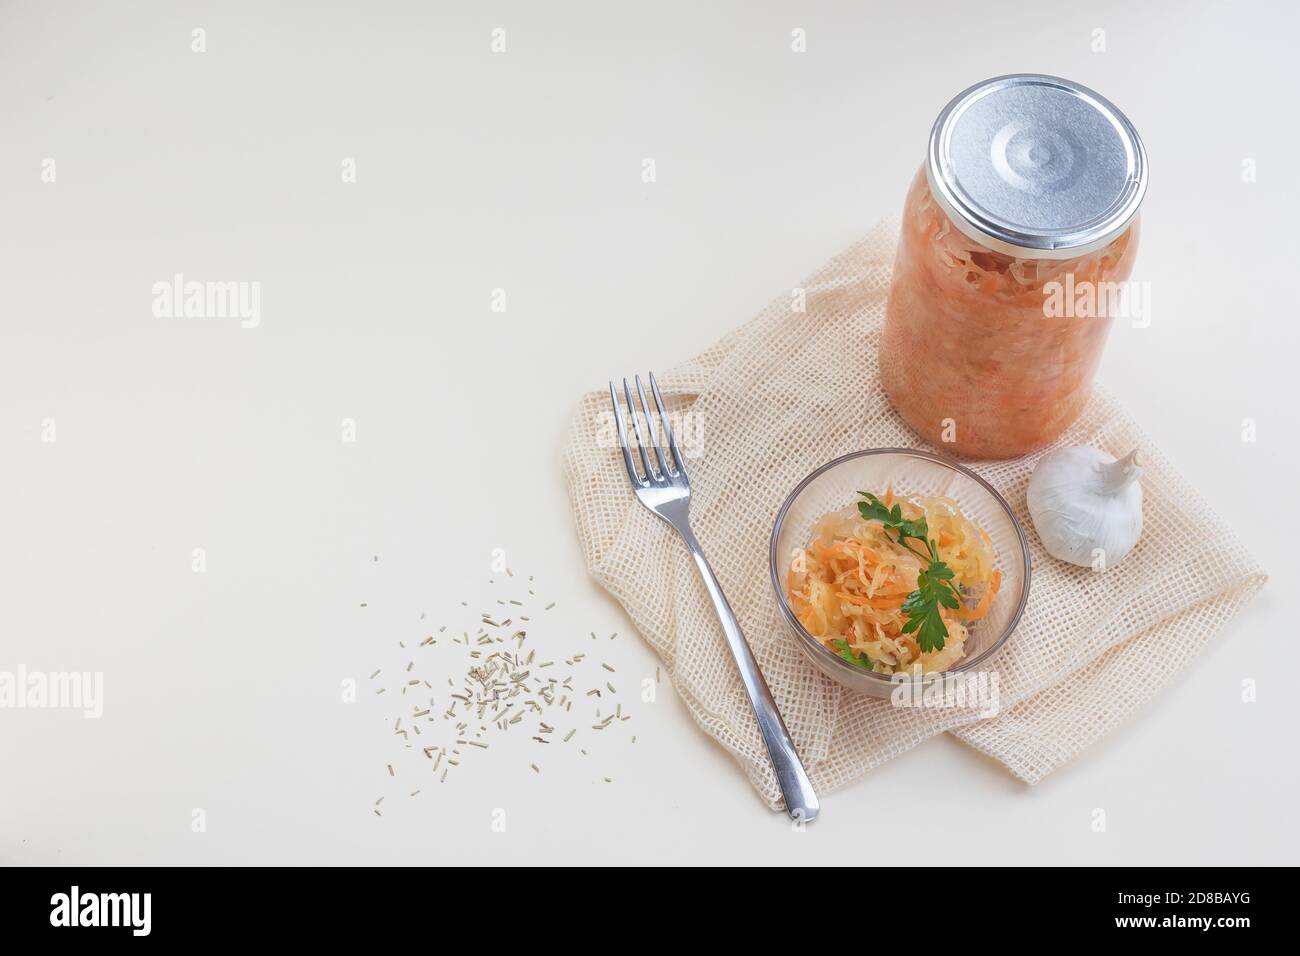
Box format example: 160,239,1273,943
678,526,820,823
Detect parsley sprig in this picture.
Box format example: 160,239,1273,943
831,638,873,671
850,492,962,658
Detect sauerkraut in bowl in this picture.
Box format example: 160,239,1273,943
770,449,1030,697
787,492,999,676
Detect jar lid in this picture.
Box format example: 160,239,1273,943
926,74,1147,259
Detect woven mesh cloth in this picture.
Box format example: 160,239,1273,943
562,222,1266,809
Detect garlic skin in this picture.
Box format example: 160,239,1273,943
1027,447,1144,568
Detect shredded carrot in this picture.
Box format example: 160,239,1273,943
951,569,1001,622
786,493,1000,676
835,590,906,609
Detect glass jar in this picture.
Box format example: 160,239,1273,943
881,75,1147,459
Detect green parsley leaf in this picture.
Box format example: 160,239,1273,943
830,639,876,672
857,491,965,654
857,492,929,541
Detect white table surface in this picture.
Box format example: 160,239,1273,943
2,0,1295,866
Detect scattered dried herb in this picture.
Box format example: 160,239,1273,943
365,571,640,815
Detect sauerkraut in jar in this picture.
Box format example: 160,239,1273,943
881,75,1148,459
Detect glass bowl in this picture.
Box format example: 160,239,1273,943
769,449,1031,698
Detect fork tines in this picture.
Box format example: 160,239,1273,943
607,372,687,486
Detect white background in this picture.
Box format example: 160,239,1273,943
2,0,1296,865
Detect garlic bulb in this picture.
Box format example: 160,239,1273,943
1027,447,1143,569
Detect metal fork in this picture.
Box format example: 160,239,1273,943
608,373,819,822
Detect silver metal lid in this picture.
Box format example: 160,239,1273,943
926,74,1147,259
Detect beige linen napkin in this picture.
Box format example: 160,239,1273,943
562,222,1266,809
